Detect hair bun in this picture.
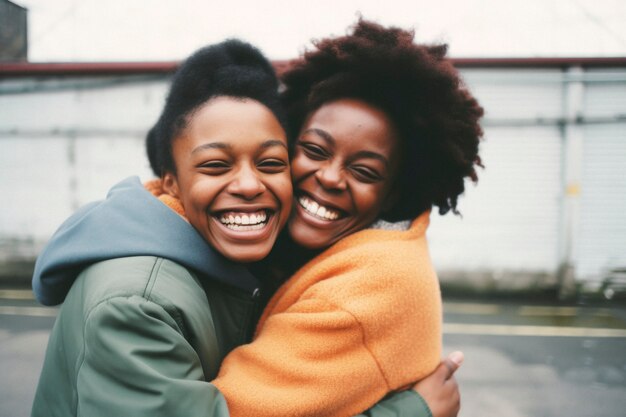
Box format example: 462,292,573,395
146,39,285,176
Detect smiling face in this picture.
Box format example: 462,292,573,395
288,98,402,249
163,96,292,263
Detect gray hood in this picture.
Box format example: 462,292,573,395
32,176,259,306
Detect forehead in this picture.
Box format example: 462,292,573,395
184,96,286,145
303,99,399,153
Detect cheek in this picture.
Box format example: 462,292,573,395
290,153,316,183
272,173,294,203
353,184,388,217
184,179,218,211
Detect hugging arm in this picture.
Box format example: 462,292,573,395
213,297,391,417
213,250,442,417
356,352,463,417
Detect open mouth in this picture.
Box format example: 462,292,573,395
217,209,271,231
297,195,343,221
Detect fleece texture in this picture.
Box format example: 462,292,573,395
144,178,186,218
213,211,442,417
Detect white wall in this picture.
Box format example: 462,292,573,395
0,76,165,257
1,67,625,287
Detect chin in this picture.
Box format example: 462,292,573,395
223,246,272,263
288,226,332,250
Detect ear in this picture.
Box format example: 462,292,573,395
162,172,180,198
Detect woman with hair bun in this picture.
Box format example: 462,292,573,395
31,39,293,417
213,19,483,417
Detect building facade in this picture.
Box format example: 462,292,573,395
1,58,625,295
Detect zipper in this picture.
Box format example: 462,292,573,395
243,288,262,343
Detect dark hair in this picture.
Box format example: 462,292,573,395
281,19,484,220
147,39,286,176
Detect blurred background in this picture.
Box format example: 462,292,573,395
1,1,625,416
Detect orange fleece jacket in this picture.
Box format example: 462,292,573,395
213,211,442,417
144,179,186,218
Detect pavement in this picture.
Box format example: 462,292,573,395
1,288,626,417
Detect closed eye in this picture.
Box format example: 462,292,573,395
198,160,230,175
350,165,384,183
258,158,288,173
299,142,328,161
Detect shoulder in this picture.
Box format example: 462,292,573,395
58,256,222,379
327,218,429,264
74,256,208,318
310,225,434,288
294,217,440,319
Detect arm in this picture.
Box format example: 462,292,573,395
354,391,432,417
355,352,464,417
411,353,463,417
213,255,441,417
214,297,390,417
76,296,230,417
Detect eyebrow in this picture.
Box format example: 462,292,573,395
191,139,287,154
301,128,389,167
353,150,390,167
260,139,288,149
191,142,230,154
302,128,334,145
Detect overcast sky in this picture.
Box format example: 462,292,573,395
14,0,626,62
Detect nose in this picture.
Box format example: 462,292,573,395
227,165,266,200
314,161,347,191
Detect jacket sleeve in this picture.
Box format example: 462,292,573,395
213,240,441,417
354,391,433,417
213,296,388,417
76,295,230,417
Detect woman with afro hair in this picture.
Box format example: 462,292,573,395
213,19,483,417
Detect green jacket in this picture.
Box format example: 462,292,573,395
31,178,432,417
33,256,254,416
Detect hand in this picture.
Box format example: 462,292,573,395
412,351,464,417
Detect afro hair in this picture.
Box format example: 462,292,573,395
281,19,484,220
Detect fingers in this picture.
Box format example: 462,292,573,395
442,351,464,380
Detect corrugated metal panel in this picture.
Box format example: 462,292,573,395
576,123,626,280
429,125,562,272
0,136,73,239
461,69,563,122
0,77,167,131
574,70,626,281
7,67,622,290
74,136,153,205
0,134,154,242
583,69,626,118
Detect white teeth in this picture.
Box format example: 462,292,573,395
298,196,340,221
218,210,269,230
224,223,265,231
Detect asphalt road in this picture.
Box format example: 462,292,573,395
1,289,625,417
442,301,626,417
